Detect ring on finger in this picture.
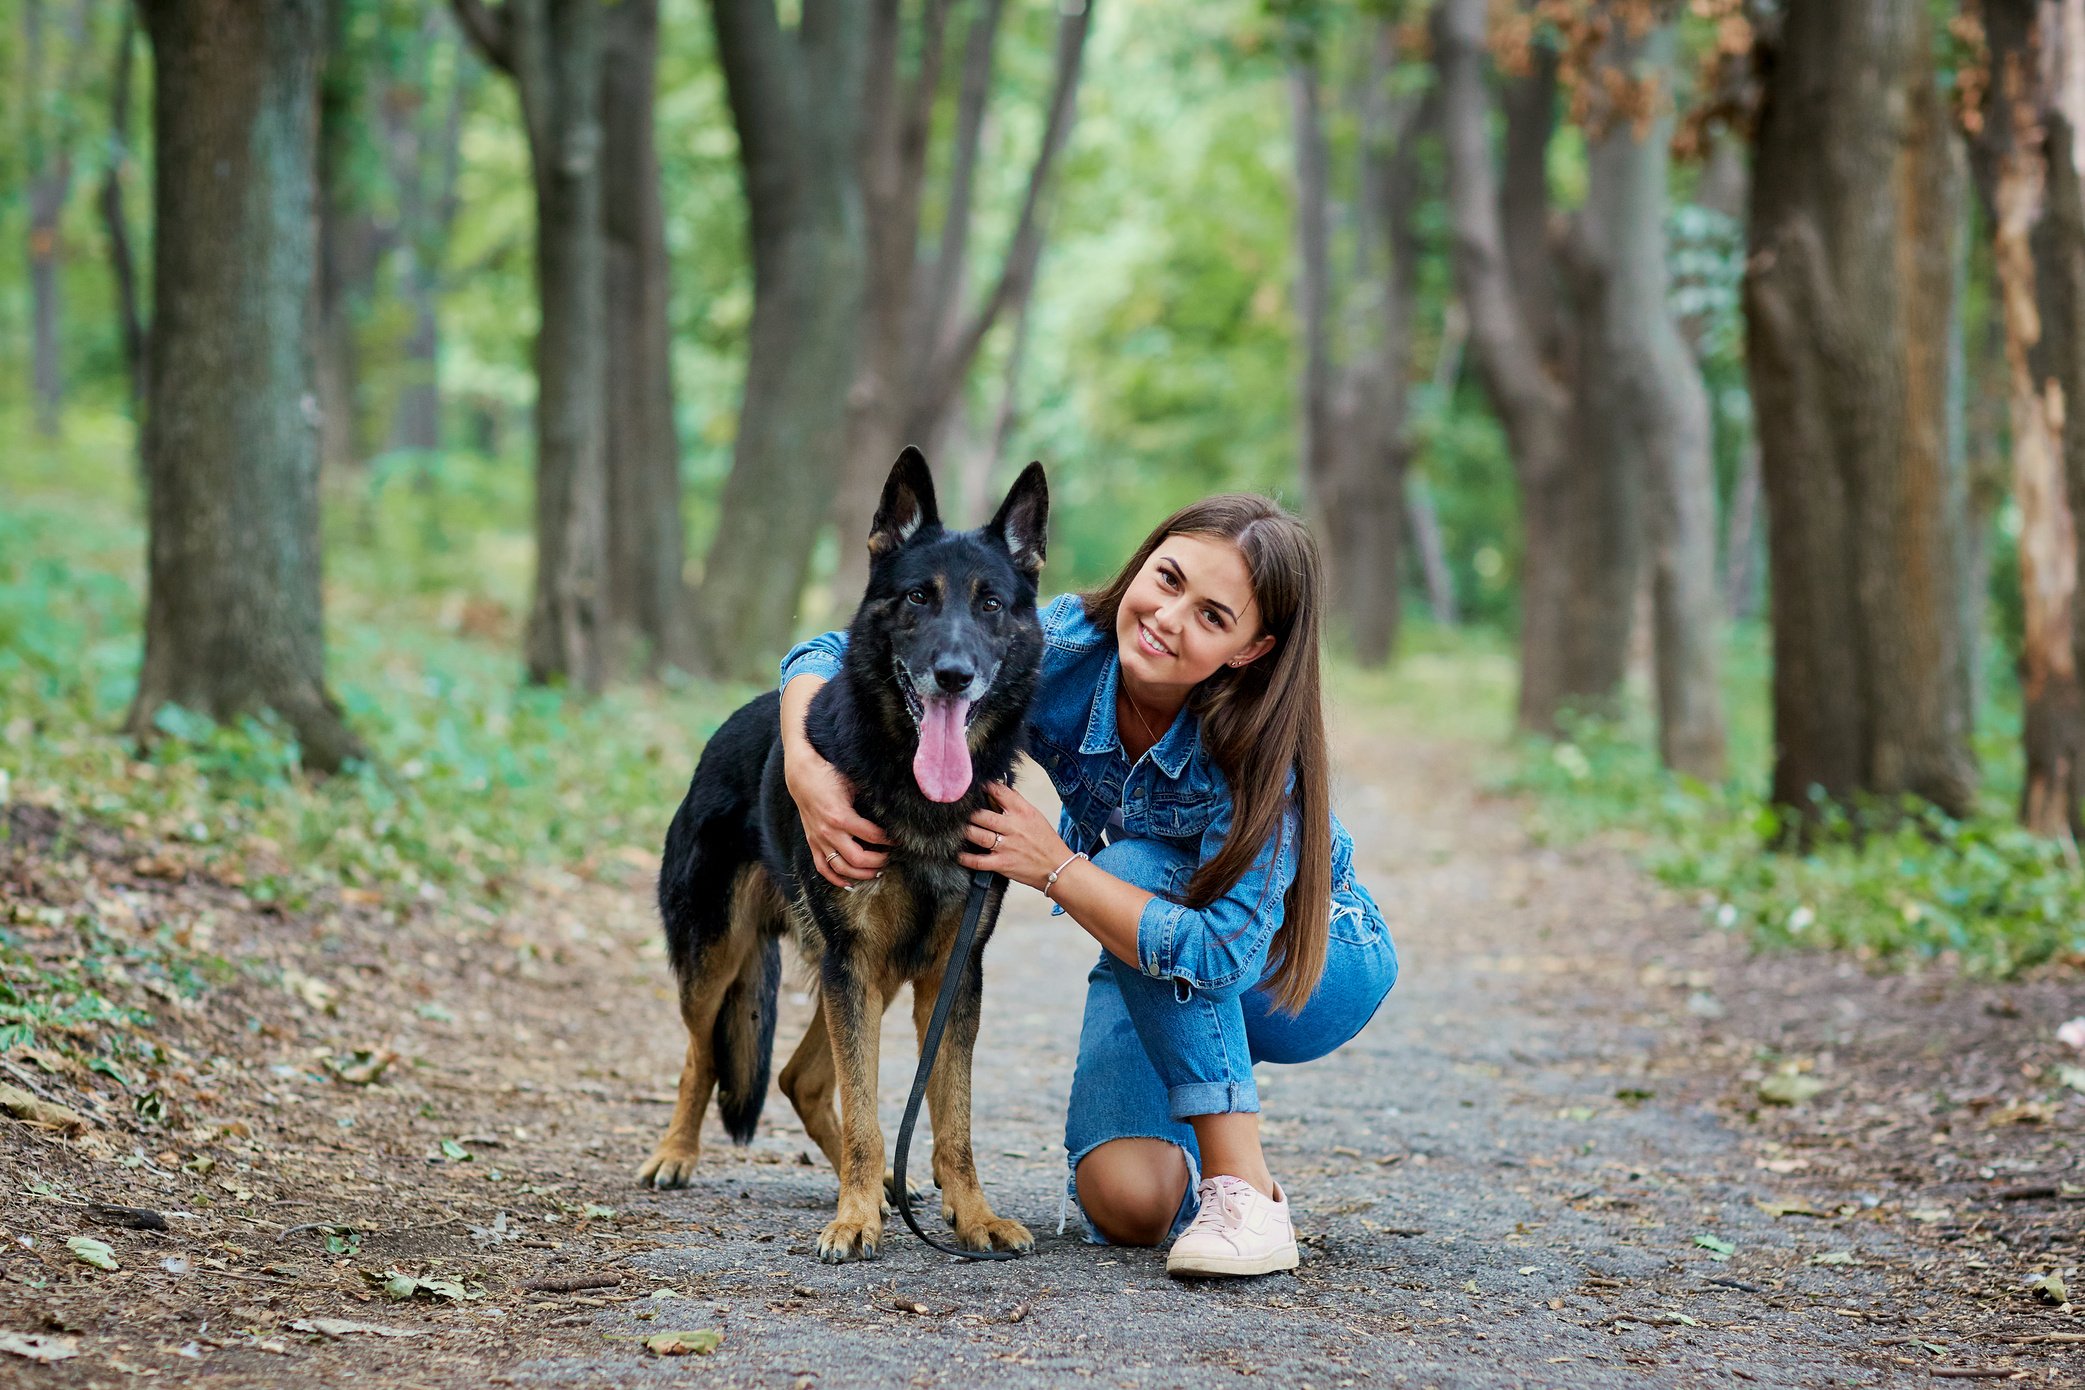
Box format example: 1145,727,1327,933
991,832,1003,850
825,850,843,866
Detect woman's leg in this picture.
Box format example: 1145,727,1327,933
1063,955,1199,1246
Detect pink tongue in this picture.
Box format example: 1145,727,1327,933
913,695,974,802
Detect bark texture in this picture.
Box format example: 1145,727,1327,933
98,10,147,416
1972,0,2085,840
455,0,610,692
1587,19,1726,779
600,0,688,672
1435,0,1638,730
129,0,362,773
689,0,872,679
1744,0,1977,822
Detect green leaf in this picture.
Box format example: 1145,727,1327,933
439,1139,469,1161
66,1236,117,1271
645,1329,722,1357
1693,1234,1735,1261
1757,1073,1827,1106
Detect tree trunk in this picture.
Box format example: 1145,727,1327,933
822,0,1092,617
1435,0,1635,730
315,0,378,478
454,0,610,692
1589,18,1726,779
129,0,361,773
1744,0,1976,824
1974,0,2085,840
25,0,90,438
600,0,688,672
98,9,148,418
686,0,870,680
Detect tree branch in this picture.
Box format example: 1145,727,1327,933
916,0,1093,427
920,0,1006,348
448,0,513,75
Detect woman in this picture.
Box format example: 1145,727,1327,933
777,495,1398,1277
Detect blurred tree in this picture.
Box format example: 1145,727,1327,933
823,0,1092,615
96,9,147,418
1435,0,1640,733
601,0,689,672
453,0,609,693
1966,0,2085,841
1744,0,1976,825
690,0,870,678
317,0,384,476
1585,5,1724,779
1290,10,1429,667
128,0,363,773
24,0,94,438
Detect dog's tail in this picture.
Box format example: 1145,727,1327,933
713,931,780,1145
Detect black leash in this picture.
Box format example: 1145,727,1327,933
889,867,1022,1261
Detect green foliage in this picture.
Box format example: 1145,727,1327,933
1485,634,2085,978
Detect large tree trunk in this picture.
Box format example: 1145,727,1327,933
1589,18,1726,779
454,0,610,692
129,0,361,774
1435,0,1636,730
600,0,688,672
1973,0,2085,840
690,0,871,679
1744,0,1976,824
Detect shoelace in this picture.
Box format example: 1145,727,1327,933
1183,1177,1247,1238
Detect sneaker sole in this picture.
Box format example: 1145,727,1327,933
1165,1244,1299,1278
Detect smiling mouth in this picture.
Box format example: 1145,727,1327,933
1137,622,1172,658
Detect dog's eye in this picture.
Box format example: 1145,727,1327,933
979,594,1002,613
905,588,930,606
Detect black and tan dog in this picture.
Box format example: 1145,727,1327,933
638,449,1045,1262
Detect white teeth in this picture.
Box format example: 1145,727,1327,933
1139,624,1170,657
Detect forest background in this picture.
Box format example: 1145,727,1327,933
4,0,2085,1036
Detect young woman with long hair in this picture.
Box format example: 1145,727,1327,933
778,494,1399,1276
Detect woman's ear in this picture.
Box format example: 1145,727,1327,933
1229,635,1276,668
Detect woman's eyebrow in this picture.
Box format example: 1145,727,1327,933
1158,555,1239,622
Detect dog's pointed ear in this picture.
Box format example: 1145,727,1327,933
986,462,1049,578
868,447,942,558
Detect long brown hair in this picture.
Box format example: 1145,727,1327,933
1079,495,1332,1015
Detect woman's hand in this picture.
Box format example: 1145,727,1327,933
783,737,890,888
958,782,1072,890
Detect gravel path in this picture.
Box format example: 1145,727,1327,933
506,723,2083,1389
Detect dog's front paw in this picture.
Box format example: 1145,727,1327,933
817,1216,882,1263
954,1213,1033,1255
637,1144,700,1189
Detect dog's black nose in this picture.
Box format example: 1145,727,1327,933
933,664,974,694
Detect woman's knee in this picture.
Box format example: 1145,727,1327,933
1074,1138,1190,1247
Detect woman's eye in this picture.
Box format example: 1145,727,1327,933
906,588,929,606
1159,569,1179,588
980,594,1002,613
1204,609,1222,626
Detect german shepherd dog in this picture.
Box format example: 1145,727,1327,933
638,449,1047,1263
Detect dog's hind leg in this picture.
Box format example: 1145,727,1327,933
813,959,890,1263
778,1004,843,1176
911,953,1034,1254
639,873,764,1189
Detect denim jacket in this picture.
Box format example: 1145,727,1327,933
779,594,1384,996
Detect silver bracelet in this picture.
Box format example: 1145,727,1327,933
1043,851,1089,900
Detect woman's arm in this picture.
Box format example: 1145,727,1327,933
779,673,889,887
955,783,1152,964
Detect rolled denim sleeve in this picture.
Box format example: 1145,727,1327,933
778,630,849,689
1134,800,1299,999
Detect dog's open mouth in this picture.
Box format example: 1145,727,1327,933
896,662,981,804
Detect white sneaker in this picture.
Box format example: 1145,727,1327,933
1165,1174,1299,1277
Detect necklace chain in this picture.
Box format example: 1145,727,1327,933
1120,685,1165,749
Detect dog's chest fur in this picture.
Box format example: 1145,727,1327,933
788,851,976,979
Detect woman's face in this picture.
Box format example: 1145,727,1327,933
1115,533,1277,695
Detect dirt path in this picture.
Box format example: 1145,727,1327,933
3,720,2080,1387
